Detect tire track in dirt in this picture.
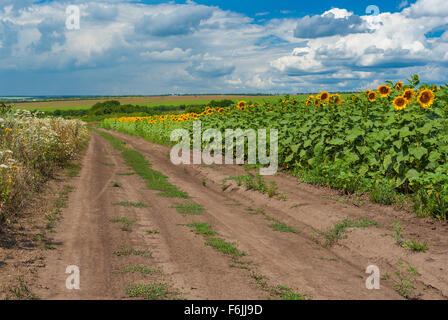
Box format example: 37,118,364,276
36,132,266,299
106,129,448,300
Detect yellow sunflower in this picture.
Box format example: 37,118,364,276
393,96,407,111
319,91,330,102
394,81,404,91
330,94,343,104
367,91,377,102
305,95,314,105
378,85,392,98
417,89,435,109
403,89,414,102
314,98,321,106
237,101,246,109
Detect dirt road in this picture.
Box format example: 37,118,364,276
36,130,448,300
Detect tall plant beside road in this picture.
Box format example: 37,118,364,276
0,103,89,222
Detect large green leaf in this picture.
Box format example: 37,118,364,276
406,169,419,180
346,128,364,142
329,138,345,145
409,146,428,160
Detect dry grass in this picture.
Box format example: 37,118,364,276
0,107,89,221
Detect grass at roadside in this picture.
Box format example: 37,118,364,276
266,217,299,234
114,201,148,208
320,217,378,247
110,217,137,232
186,222,244,257
126,282,179,300
187,222,216,235
205,238,245,257
113,248,152,257
92,128,188,198
250,273,309,300
123,265,161,275
6,277,39,300
173,203,204,215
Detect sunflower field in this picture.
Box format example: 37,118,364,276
101,75,448,220
0,103,89,222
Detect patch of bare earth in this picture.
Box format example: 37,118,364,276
105,130,448,300
0,161,82,299
35,132,266,300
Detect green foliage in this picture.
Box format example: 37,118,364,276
173,203,204,215
266,217,299,233
102,77,448,219
392,222,428,252
113,248,152,257
205,237,245,257
392,261,420,298
323,217,378,246
224,173,268,194
187,222,216,235
114,201,148,208
126,282,176,300
94,129,189,198
44,99,236,122
0,105,88,221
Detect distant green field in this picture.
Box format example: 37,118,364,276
134,96,305,108
11,95,306,112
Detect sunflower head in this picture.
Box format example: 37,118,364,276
367,91,377,102
237,100,246,109
403,89,414,102
417,89,435,109
329,94,342,104
351,94,361,103
378,85,392,98
319,91,330,102
314,98,321,106
305,95,314,106
394,82,404,92
393,96,407,111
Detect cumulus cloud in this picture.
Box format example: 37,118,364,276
272,2,448,90
0,0,447,95
404,0,448,18
186,59,235,78
135,4,214,37
140,48,192,62
294,9,370,39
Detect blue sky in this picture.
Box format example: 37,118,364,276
0,0,447,95
143,0,409,18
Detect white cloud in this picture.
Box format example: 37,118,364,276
293,9,370,39
404,0,448,18
140,48,192,62
272,3,448,90
398,0,409,10
135,4,214,37
0,0,447,95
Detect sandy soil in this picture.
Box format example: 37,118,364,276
19,130,448,299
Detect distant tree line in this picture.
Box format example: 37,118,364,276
41,99,235,121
